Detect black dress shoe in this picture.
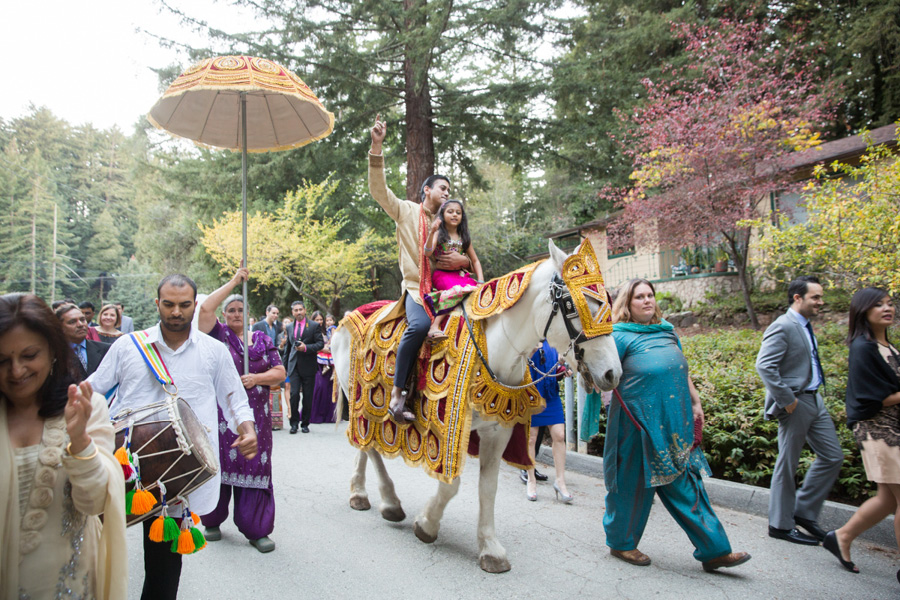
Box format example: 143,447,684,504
519,470,528,484
289,425,298,434
301,426,310,433
768,526,819,545
534,469,549,482
794,516,827,541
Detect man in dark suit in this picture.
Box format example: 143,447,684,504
756,276,843,545
284,301,324,433
56,304,111,379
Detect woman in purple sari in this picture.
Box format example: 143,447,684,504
309,313,337,424
196,267,286,553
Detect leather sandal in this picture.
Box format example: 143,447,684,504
425,329,449,345
701,551,751,572
387,391,415,423
610,548,651,566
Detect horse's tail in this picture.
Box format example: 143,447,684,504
333,377,346,431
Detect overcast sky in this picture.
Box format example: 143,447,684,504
0,0,259,131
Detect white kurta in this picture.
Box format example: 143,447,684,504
88,324,253,514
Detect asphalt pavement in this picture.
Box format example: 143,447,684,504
125,421,899,599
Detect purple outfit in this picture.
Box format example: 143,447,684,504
201,321,281,540
310,325,337,423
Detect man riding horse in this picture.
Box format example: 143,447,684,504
368,115,471,423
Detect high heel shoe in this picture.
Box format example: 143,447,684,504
526,486,537,501
823,530,859,573
553,482,573,504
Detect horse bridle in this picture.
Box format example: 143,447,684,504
541,273,589,363
460,272,598,390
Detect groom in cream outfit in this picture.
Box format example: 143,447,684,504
756,276,843,545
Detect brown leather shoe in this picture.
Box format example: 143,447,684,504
610,548,651,566
702,551,751,572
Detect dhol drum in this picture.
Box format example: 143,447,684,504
112,396,218,526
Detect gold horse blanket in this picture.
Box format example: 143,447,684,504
340,262,547,483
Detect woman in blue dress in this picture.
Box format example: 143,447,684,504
523,341,574,502
603,278,750,572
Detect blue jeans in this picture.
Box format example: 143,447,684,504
394,294,431,389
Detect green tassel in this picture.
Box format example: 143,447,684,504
125,489,135,514
190,527,206,552
163,517,180,542
170,536,180,554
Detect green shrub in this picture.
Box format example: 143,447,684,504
695,284,855,319
695,288,786,318
656,291,684,314
682,323,869,503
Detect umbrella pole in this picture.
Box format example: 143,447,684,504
241,91,249,375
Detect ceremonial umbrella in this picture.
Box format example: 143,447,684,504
148,55,334,372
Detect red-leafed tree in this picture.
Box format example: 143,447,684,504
613,19,835,328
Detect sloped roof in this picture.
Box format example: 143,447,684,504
784,123,897,179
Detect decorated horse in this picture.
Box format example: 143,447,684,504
331,239,622,572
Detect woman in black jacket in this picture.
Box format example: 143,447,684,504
824,287,900,575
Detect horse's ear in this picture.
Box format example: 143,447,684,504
548,239,569,269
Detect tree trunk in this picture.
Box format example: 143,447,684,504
30,178,38,294
403,0,436,203
726,229,759,329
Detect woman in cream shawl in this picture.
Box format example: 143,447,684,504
0,293,126,600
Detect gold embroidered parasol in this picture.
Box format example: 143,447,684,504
148,55,334,151
148,55,334,372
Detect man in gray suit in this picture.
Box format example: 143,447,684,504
756,276,843,545
115,302,135,333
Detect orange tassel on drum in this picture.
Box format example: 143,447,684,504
176,526,195,554
191,511,200,525
114,446,130,466
130,488,157,515
148,515,166,542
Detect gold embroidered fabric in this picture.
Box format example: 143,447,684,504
561,240,613,338
465,261,542,320
148,55,335,153
341,302,544,483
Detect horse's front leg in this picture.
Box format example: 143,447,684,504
367,451,406,522
413,477,461,544
475,422,513,573
349,450,372,510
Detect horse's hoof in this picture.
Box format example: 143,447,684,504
480,555,511,573
381,505,406,522
349,496,371,511
414,520,437,544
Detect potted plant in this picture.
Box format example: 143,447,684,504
714,247,728,272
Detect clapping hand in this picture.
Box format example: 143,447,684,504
65,381,94,455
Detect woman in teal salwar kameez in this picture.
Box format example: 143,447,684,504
603,279,750,572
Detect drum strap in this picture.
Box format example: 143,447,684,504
129,330,177,392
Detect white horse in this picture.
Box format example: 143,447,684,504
332,240,622,572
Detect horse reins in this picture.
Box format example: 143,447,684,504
459,273,591,390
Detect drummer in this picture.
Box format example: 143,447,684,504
89,274,257,600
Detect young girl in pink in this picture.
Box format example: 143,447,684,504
424,199,484,339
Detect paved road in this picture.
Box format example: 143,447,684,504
125,422,898,599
